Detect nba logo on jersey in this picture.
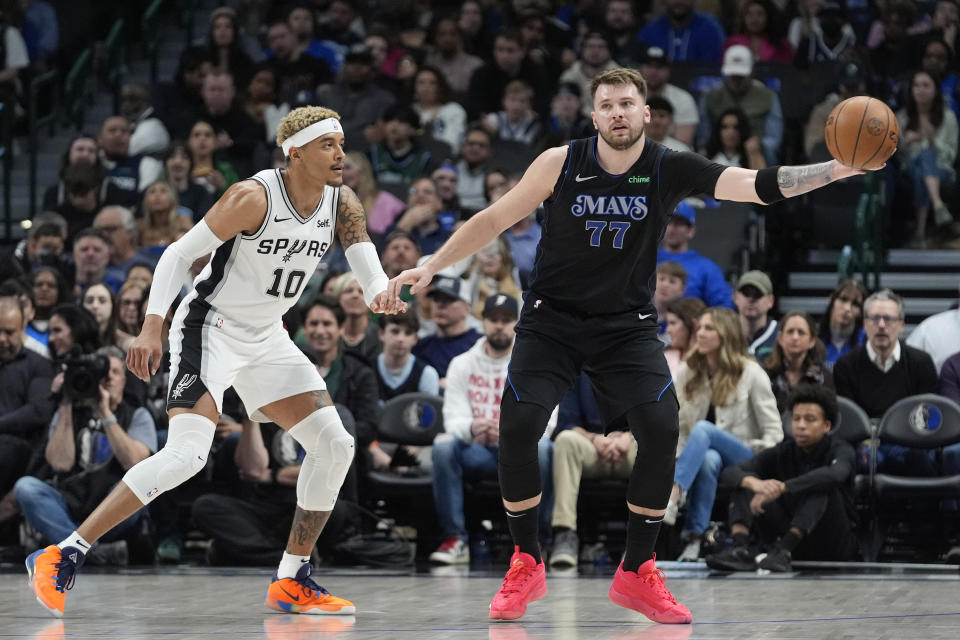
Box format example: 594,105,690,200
215,316,224,328
533,299,542,309
171,374,197,400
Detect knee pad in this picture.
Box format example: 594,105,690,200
123,413,215,504
289,406,355,511
498,393,551,502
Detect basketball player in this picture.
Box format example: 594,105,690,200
26,106,403,618
387,68,874,623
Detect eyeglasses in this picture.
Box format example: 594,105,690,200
865,314,901,325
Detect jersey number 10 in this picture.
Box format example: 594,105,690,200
266,268,307,298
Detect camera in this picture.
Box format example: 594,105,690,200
62,354,111,402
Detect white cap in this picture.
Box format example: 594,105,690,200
722,45,753,77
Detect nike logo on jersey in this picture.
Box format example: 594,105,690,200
645,518,664,524
575,174,597,182
274,215,292,222
638,313,653,320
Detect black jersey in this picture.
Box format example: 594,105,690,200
528,137,727,315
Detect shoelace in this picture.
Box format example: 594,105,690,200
638,568,677,604
53,557,77,593
499,561,535,597
294,566,330,599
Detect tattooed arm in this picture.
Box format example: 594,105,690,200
713,160,865,204
336,184,372,249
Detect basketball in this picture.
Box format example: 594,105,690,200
824,96,899,170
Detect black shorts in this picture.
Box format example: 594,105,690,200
507,295,676,431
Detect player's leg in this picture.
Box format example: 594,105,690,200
607,395,692,624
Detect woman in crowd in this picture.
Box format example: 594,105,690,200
412,66,467,155
897,69,959,247
762,311,834,414
244,65,289,144
818,278,867,368
334,273,382,364
138,181,193,248
724,0,793,63
125,264,154,291
47,303,101,359
205,7,253,88
27,267,69,347
703,108,766,169
163,142,216,222
343,151,405,234
82,283,133,350
187,120,240,197
116,282,145,339
665,307,783,560
464,236,522,319
662,297,707,377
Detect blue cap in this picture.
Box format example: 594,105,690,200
672,201,696,226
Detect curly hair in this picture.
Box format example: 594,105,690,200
276,106,343,146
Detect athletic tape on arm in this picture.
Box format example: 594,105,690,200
145,220,223,317
345,242,389,306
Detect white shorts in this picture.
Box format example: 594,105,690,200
167,295,324,421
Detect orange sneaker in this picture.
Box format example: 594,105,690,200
489,547,547,621
25,545,84,618
608,556,692,624
264,563,356,615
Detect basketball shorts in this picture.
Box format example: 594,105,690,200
507,295,676,431
167,297,324,421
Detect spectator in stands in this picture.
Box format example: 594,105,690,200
707,385,858,571
560,31,620,117
646,96,691,151
603,0,641,62
425,16,484,96
456,127,494,214
465,237,522,320
762,311,834,414
0,280,45,357
315,47,395,149
413,276,483,381
654,261,688,326
120,83,170,157
804,62,867,160
155,46,213,138
116,282,144,340
19,0,56,66
429,293,554,564
368,105,436,201
833,289,939,421
897,70,959,248
56,164,106,240
138,181,193,248
483,80,542,148
243,66,289,145
412,66,467,155
793,1,858,68
869,1,917,80
906,286,960,373
285,5,339,73
205,7,253,89
375,311,440,402
73,228,118,298
818,278,867,369
0,297,56,512
941,351,960,403
724,0,793,62
735,270,779,361
698,45,783,165
380,230,422,279
94,206,145,286
82,283,130,351
187,120,240,197
658,201,734,308
163,142,216,221
704,108,766,169
124,264,153,292
14,222,69,276
665,307,782,560
302,295,379,460
266,18,334,105
639,46,699,147
458,0,493,57
663,297,707,376
315,0,362,51
28,267,67,347
637,0,726,64
539,82,592,150
15,346,155,564
42,135,124,215
548,374,633,568
431,164,463,219
195,70,261,175
0,3,27,140
919,38,960,120
333,273,381,365
98,116,163,209
466,28,550,120
390,177,453,256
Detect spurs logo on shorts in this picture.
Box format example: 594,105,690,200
171,374,198,400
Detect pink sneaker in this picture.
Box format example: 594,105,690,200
608,556,692,624
489,547,547,620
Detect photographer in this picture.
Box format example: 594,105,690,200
14,346,156,564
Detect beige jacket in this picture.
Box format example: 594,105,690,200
675,359,783,454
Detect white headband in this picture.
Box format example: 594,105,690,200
280,118,342,156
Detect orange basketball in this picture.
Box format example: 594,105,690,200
824,96,899,170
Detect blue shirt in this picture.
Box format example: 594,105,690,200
505,222,542,285
376,354,440,396
413,329,483,378
656,248,734,308
555,374,604,437
637,13,725,64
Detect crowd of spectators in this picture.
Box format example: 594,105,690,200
0,0,959,570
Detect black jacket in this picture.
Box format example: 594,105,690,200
0,348,56,443
326,351,380,448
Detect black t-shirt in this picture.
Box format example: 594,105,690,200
529,137,726,315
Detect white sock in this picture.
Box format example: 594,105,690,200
277,552,310,579
58,531,93,553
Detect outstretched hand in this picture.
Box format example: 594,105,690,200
385,265,435,307
370,291,408,315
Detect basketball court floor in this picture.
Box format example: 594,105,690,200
1,561,958,639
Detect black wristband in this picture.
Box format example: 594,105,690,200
755,166,785,204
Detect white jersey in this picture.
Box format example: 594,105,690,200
186,168,337,328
